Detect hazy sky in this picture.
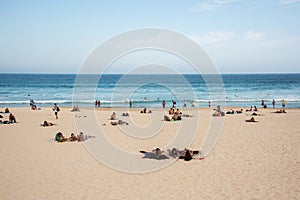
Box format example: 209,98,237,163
0,0,299,73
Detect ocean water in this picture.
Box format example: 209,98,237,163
0,73,299,108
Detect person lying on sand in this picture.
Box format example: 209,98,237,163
68,133,77,142
212,106,225,116
77,132,95,142
111,120,129,126
236,109,243,114
226,109,234,114
140,148,169,160
245,117,258,122
178,148,201,161
246,106,253,112
274,109,286,113
55,132,67,142
41,121,56,127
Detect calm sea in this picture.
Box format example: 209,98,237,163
0,73,299,108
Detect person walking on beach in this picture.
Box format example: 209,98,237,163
282,100,286,108
272,99,276,108
53,103,60,119
129,100,132,108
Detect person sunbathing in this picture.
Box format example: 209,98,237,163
139,148,169,160
178,148,200,161
77,132,95,141
246,106,253,112
55,132,67,142
68,133,77,142
274,109,286,113
245,117,258,122
226,109,234,114
253,106,258,111
236,109,243,114
41,121,56,127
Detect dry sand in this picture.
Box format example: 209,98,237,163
0,107,299,199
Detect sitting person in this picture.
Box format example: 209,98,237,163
175,109,182,115
245,117,257,122
253,106,258,111
55,132,66,142
31,104,37,110
110,112,116,120
212,106,225,116
168,108,175,115
68,133,77,142
122,112,129,116
172,112,182,121
9,113,16,123
41,120,55,127
71,106,80,112
140,108,147,113
4,108,10,113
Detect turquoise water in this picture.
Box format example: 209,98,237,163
0,73,299,108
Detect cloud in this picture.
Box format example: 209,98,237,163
191,0,241,12
244,30,266,41
191,31,235,44
279,0,300,4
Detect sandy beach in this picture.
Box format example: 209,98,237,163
0,106,299,199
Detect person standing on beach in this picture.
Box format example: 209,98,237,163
282,100,286,108
261,100,265,108
53,103,60,119
272,99,276,108
208,101,211,107
162,100,166,109
172,100,176,108
129,100,132,108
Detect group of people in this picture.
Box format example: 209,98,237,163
261,99,286,109
95,100,101,107
109,112,129,126
140,147,203,161
55,132,93,142
0,108,17,124
164,108,182,121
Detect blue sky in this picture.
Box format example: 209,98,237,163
0,0,299,73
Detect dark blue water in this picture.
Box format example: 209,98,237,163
0,73,299,108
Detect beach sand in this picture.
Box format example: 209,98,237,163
0,107,299,199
